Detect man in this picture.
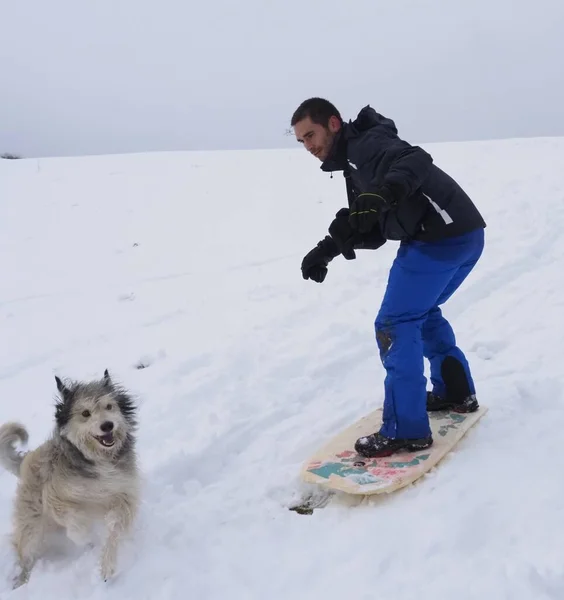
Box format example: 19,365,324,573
292,97,486,458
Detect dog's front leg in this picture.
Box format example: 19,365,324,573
50,503,93,548
65,513,92,547
99,495,137,582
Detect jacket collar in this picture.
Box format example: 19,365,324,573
319,127,348,173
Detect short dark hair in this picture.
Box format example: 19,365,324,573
290,97,343,127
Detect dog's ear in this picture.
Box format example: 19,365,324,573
55,375,73,403
55,375,66,394
103,369,113,387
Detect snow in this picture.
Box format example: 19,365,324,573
1,136,564,599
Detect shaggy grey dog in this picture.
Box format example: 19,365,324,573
0,370,139,588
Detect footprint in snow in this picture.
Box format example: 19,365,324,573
134,350,166,370
118,292,136,302
472,340,507,360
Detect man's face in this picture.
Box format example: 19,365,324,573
294,115,341,162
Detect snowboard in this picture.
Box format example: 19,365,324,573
300,405,487,496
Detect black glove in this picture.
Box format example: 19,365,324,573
328,208,358,260
349,187,395,233
301,236,340,283
329,207,387,257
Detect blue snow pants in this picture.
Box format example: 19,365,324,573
375,227,485,439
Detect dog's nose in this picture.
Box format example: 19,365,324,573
100,421,114,433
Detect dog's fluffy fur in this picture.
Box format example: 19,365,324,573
0,370,139,588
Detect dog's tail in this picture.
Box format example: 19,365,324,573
0,422,29,477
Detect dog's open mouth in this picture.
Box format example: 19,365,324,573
95,433,115,447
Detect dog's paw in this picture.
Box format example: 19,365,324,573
100,563,115,582
99,551,116,582
12,569,30,589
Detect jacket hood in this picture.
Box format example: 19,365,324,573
346,105,398,137
320,105,398,173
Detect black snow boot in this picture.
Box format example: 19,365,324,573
426,391,479,413
354,432,433,458
427,355,480,413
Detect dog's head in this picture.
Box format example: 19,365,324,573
54,370,137,460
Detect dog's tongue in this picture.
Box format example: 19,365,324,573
100,433,114,445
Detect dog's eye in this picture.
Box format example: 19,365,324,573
82,410,91,418
106,404,112,410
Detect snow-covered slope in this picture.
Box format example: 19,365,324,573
1,137,564,599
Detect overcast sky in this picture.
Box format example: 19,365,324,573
1,0,563,158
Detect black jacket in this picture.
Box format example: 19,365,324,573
321,106,486,244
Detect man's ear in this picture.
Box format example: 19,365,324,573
328,115,342,133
